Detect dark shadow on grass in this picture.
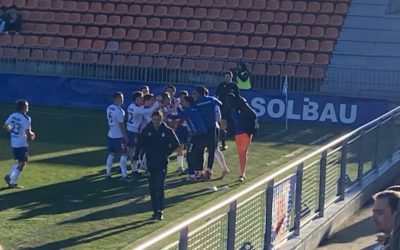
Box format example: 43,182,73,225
21,219,155,250
0,168,151,220
59,187,212,224
32,149,107,167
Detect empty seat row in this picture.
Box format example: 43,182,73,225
0,31,336,56
19,21,340,44
0,41,330,66
20,10,345,29
0,46,326,78
252,63,325,78
2,0,348,16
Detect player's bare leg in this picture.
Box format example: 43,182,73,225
215,148,230,179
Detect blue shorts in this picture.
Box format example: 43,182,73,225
13,147,28,162
127,131,139,148
107,137,127,154
176,126,189,145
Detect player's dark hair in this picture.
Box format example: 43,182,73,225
152,110,163,118
195,85,207,96
139,85,149,92
179,90,189,97
165,84,176,93
225,71,233,78
161,92,171,101
143,94,154,102
204,87,209,96
132,91,143,101
183,96,194,106
112,92,123,100
16,99,28,111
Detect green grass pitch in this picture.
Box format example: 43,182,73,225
0,103,348,250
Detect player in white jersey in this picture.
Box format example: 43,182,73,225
126,91,160,176
105,92,129,181
166,85,191,173
140,94,156,131
3,100,35,188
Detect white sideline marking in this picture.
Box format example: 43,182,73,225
69,199,84,203
1,108,102,119
266,133,334,166
30,147,105,162
282,128,314,142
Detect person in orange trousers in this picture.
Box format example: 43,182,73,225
225,93,259,182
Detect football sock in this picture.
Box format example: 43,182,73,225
131,160,138,172
141,154,147,169
177,156,184,169
120,156,128,178
106,154,114,176
10,168,21,185
221,130,227,147
215,148,228,171
8,163,18,177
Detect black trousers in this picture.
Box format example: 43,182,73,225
187,134,208,174
206,127,217,170
147,167,167,214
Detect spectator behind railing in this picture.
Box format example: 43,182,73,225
372,190,400,250
386,185,400,250
4,6,22,34
0,7,6,33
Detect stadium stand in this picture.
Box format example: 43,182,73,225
0,0,350,81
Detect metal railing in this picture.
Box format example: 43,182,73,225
134,105,400,250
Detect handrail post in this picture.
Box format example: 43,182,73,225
389,114,395,162
179,226,189,250
264,180,274,250
373,121,382,173
227,201,237,250
294,163,304,236
338,141,348,201
319,151,327,217
357,130,365,185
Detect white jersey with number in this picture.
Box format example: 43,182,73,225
4,112,31,148
106,104,125,138
127,101,160,133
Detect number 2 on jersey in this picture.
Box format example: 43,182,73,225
128,113,134,124
10,121,21,135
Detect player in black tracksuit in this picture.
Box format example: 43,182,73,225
133,110,179,220
215,71,240,150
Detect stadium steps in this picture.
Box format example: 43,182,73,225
321,0,400,101
0,0,352,80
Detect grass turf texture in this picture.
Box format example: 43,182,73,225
0,103,349,250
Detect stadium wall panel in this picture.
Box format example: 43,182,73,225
0,73,389,127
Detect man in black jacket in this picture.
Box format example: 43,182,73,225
215,71,240,151
133,110,179,220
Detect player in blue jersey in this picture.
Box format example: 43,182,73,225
193,85,222,180
168,95,208,181
3,100,35,188
105,92,129,181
